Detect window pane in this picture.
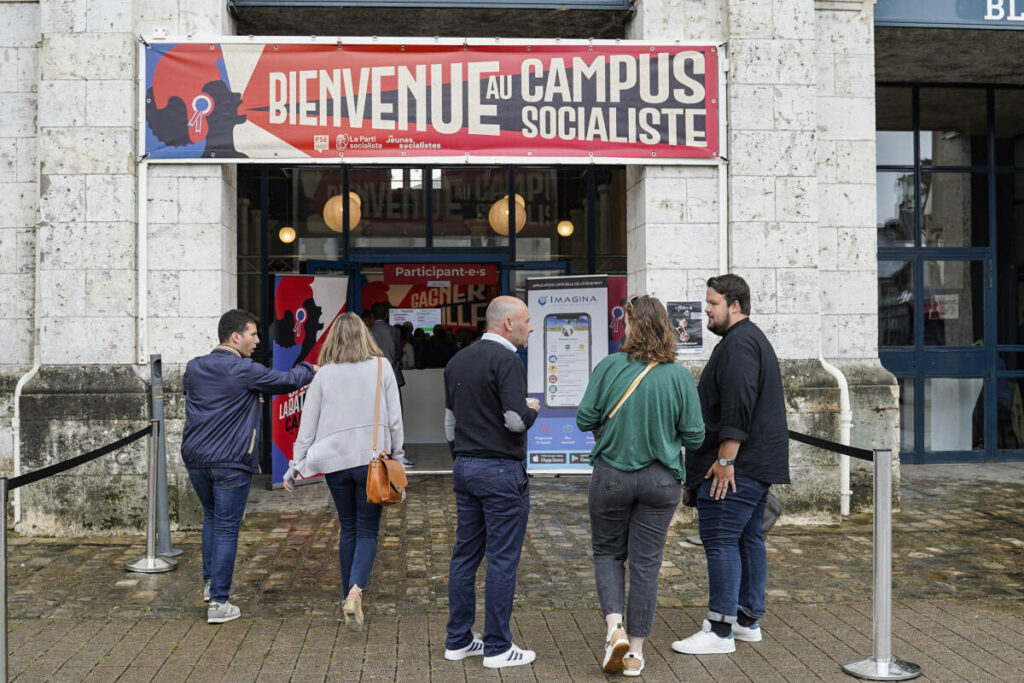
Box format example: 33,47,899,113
876,86,913,166
349,167,427,248
923,378,984,451
920,88,988,166
432,167,509,248
922,260,984,346
898,378,914,453
594,167,626,274
879,260,913,346
876,171,915,247
920,172,989,247
995,90,1024,167
997,174,1024,344
513,168,589,266
995,358,1024,449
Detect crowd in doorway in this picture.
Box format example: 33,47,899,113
361,305,483,369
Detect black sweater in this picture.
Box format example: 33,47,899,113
444,339,538,461
686,318,790,485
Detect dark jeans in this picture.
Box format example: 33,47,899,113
446,456,530,657
589,460,681,637
697,474,770,623
324,465,383,594
188,467,252,605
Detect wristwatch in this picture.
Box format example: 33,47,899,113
718,458,735,467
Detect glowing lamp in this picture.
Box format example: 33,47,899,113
556,220,574,237
323,192,363,233
487,194,527,236
279,226,296,244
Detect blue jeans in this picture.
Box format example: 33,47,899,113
188,467,252,605
589,460,681,637
696,474,770,623
446,457,530,657
324,465,382,594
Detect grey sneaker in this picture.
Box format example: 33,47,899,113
207,600,240,624
203,582,210,603
342,592,364,632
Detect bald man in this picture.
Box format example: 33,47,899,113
443,296,540,669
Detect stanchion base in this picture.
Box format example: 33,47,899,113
125,555,177,574
158,548,184,558
842,656,921,681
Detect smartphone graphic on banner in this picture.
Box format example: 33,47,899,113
544,313,592,408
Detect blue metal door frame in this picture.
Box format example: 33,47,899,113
877,83,1024,463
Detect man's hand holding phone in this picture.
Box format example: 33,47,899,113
526,397,540,411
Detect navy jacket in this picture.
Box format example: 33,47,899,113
181,347,316,472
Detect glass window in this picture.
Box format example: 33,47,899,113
920,172,989,247
878,260,913,346
923,378,984,451
348,167,426,249
876,171,916,247
994,358,1024,450
922,260,984,347
432,167,509,248
511,167,590,270
594,167,627,274
876,86,913,167
920,88,988,167
898,378,914,453
995,90,1024,167
997,174,1024,345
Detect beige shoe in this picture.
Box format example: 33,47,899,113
602,627,629,673
342,591,363,632
622,652,645,677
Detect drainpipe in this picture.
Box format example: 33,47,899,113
12,220,43,527
718,44,729,273
819,354,853,516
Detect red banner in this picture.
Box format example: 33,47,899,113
144,39,719,163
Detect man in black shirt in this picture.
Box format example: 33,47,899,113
442,296,540,669
673,274,790,656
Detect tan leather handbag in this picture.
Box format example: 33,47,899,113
365,356,408,506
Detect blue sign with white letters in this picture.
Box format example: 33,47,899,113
876,0,1024,29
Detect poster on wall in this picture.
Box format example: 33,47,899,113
607,276,628,354
525,275,608,473
142,38,719,164
270,274,348,487
667,300,703,354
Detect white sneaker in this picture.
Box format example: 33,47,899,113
207,600,241,624
445,632,484,660
671,619,735,654
482,643,536,669
732,621,762,642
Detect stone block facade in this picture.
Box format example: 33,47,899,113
0,0,895,533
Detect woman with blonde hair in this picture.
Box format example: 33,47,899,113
283,311,404,631
576,295,705,677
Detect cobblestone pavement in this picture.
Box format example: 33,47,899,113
5,464,1024,681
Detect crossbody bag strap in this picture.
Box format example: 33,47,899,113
372,356,382,453
607,361,657,421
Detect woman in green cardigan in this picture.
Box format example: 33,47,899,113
577,295,705,677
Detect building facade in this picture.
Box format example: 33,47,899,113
0,0,912,533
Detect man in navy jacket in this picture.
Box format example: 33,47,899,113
182,309,316,624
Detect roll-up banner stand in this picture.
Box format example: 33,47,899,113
526,276,608,474
270,274,348,487
141,37,719,165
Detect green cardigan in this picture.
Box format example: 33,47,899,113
576,352,705,480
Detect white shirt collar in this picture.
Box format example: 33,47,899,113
482,332,517,353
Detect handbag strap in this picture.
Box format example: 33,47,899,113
607,361,657,421
372,356,382,453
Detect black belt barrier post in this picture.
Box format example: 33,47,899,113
126,366,177,574
151,355,181,559
842,449,920,681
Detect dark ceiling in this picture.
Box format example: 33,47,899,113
230,5,630,39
